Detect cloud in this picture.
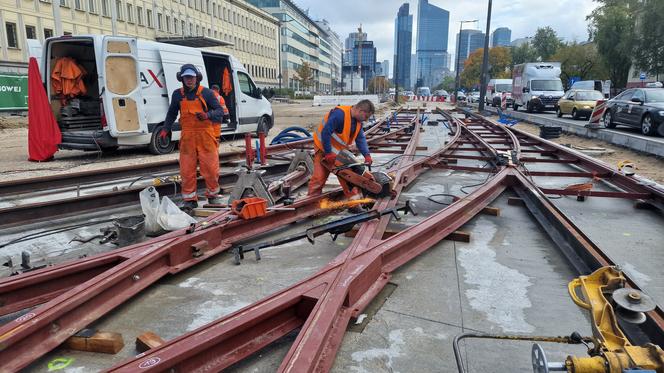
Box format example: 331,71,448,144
294,0,598,70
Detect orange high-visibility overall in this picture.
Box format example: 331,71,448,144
308,105,361,197
179,86,221,201
212,90,230,117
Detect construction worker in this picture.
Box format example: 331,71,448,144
309,99,374,198
161,64,224,210
210,84,231,123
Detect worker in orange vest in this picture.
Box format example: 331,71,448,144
161,64,224,210
211,84,231,123
309,99,374,202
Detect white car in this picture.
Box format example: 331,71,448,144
468,92,481,103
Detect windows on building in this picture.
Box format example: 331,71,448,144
165,15,170,32
88,0,97,13
157,13,163,31
126,3,133,23
101,0,109,16
25,25,36,40
137,6,143,25
146,9,153,27
74,0,82,10
5,22,18,48
115,0,123,20
44,28,53,39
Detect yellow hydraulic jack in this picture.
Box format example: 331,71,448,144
532,266,664,373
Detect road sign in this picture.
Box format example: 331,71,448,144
0,74,28,110
640,72,647,80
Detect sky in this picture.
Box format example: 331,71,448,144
294,0,598,76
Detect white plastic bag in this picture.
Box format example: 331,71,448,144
139,186,161,234
157,195,197,231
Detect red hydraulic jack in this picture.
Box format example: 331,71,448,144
243,132,268,169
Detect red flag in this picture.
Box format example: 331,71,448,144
28,57,61,162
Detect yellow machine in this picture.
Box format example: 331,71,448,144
532,266,664,373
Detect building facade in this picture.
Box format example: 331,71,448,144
347,39,375,92
415,0,449,88
247,0,333,93
0,0,279,87
393,2,411,90
382,59,389,79
491,27,511,47
456,29,483,73
315,19,341,93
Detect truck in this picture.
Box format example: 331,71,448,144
416,86,431,97
512,62,564,113
29,35,273,154
486,78,513,107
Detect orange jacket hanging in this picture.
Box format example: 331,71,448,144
51,57,87,99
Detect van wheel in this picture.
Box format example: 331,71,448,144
526,102,533,113
256,116,270,137
149,125,176,155
513,103,519,111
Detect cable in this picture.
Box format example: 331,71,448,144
427,193,457,205
0,216,140,249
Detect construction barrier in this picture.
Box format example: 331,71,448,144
586,99,607,129
409,96,446,102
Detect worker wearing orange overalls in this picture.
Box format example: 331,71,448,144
211,84,231,123
309,99,374,198
161,64,224,210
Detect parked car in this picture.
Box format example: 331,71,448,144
468,91,481,103
602,88,664,136
556,90,605,119
433,89,450,100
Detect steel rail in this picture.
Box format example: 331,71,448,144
0,112,419,371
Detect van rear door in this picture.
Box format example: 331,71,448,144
101,36,147,137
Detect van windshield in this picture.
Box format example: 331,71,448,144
531,80,563,91
495,84,512,92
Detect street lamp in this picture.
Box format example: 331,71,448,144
478,0,493,112
454,19,478,103
277,17,296,93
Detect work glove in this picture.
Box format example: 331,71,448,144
159,129,171,140
324,153,337,165
364,154,373,166
196,112,208,121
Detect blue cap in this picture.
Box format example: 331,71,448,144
181,68,197,77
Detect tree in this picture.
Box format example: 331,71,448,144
551,42,608,89
434,75,456,92
511,42,538,65
587,1,635,88
460,47,512,89
532,26,562,61
293,60,315,91
368,76,391,94
633,0,664,80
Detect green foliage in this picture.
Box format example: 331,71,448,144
460,47,512,89
293,60,315,91
587,1,635,88
434,75,456,92
511,43,538,65
552,42,608,89
633,0,664,78
532,26,562,61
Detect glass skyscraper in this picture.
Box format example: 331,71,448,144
456,29,484,73
415,0,449,88
491,27,512,47
393,3,413,90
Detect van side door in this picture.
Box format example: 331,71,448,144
236,71,263,130
101,36,148,137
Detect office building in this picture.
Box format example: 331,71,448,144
456,29,483,73
1,0,279,88
316,19,342,92
415,0,449,88
491,27,511,47
248,0,333,92
393,2,412,89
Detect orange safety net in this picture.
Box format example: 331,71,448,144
222,67,232,96
51,57,87,103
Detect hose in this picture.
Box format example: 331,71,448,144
270,126,312,145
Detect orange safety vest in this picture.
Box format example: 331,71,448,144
313,105,361,153
212,90,230,115
178,86,220,137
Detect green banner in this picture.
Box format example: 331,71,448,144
0,74,28,110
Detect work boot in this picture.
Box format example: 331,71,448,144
207,195,225,205
179,200,198,212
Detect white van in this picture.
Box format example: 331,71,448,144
31,35,273,154
486,78,513,107
512,62,564,112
